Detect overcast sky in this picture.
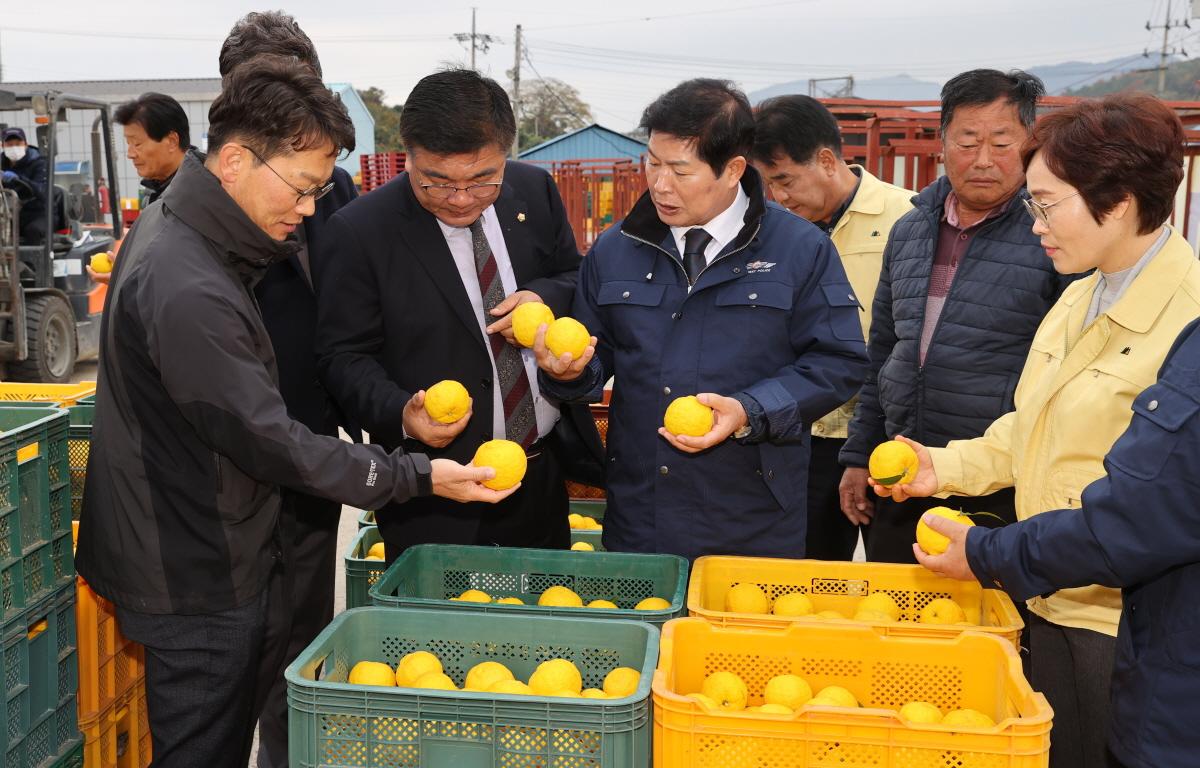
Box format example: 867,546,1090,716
4,0,1187,130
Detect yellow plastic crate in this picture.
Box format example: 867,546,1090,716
652,618,1051,768
0,382,96,406
688,556,1023,648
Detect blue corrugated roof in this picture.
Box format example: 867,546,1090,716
519,123,646,162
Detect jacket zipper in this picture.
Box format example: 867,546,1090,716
620,221,763,288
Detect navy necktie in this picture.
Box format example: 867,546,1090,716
683,228,713,285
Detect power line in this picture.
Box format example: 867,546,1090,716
524,1,815,31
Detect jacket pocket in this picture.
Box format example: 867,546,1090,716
715,281,793,311
1108,382,1200,480
596,281,667,307
819,282,865,342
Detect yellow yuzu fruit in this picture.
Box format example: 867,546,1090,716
586,599,618,609
570,541,595,551
413,671,457,690
464,661,515,692
763,674,812,709
395,651,442,687
538,585,583,608
772,592,815,617
899,701,943,724
634,597,670,611
602,667,640,698
348,661,396,687
701,671,749,711
511,302,555,348
489,679,533,696
545,317,590,359
916,506,975,555
811,686,858,708
366,542,386,559
528,659,583,696
472,439,527,491
423,379,471,424
942,709,995,728
868,440,919,485
662,395,714,437
919,597,967,625
725,583,770,614
455,589,492,603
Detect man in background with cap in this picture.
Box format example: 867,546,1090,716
1,126,52,243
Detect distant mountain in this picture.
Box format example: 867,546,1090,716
1066,56,1200,99
748,55,1162,104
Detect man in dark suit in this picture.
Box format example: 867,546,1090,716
214,11,363,768
318,68,599,557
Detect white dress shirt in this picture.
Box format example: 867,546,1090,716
669,185,750,282
436,205,558,440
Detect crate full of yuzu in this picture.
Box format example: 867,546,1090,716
687,556,1023,647
652,618,1051,768
286,606,657,768
369,544,687,628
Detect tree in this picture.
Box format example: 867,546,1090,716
358,87,405,152
510,78,593,150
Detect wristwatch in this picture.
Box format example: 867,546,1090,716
733,424,752,440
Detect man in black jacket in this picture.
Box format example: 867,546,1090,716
76,61,511,768
1,127,53,242
318,69,601,558
214,13,366,767
839,69,1070,563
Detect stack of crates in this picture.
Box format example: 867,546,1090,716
647,557,1050,766
72,523,150,768
358,152,406,192
0,405,83,767
343,526,387,610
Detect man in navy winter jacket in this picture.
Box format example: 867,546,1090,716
537,79,867,561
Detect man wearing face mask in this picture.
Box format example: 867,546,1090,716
1,127,52,243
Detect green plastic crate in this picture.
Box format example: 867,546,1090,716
369,544,687,628
569,500,606,551
50,737,84,768
0,407,73,623
76,395,95,406
286,606,657,768
345,526,387,610
66,406,92,521
357,508,376,529
2,584,80,768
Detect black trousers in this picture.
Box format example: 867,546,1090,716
1028,613,1118,768
377,440,570,559
805,436,861,560
864,486,1017,564
116,592,268,768
255,490,341,768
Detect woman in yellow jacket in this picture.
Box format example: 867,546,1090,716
873,93,1200,768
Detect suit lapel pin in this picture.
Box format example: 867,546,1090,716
517,212,526,223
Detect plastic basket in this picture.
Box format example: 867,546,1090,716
286,606,658,768
80,685,151,768
687,556,1024,648
569,500,606,551
50,736,84,767
345,526,386,610
0,407,74,624
357,508,376,530
369,544,687,628
66,406,92,520
0,383,96,407
71,523,144,724
1,584,80,768
652,618,1051,768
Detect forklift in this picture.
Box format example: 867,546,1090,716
0,89,123,382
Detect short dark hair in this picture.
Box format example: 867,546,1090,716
752,95,842,165
114,92,191,148
219,11,321,80
208,57,354,160
640,79,754,177
400,69,515,155
1021,93,1183,235
940,69,1045,134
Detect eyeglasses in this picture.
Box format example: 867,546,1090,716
1022,191,1079,227
239,145,335,205
419,181,503,200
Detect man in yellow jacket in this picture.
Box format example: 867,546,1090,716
753,95,913,559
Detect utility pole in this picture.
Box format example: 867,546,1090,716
511,24,522,158
1146,1,1191,94
454,8,497,72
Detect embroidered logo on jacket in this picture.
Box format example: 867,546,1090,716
745,260,776,273
366,460,378,488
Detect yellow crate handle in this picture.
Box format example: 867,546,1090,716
17,442,39,464
27,618,47,640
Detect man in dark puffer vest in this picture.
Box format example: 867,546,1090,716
839,69,1076,563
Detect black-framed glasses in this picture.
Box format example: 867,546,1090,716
239,144,335,205
419,181,503,200
1022,191,1079,227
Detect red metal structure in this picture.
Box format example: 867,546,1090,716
358,151,406,193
